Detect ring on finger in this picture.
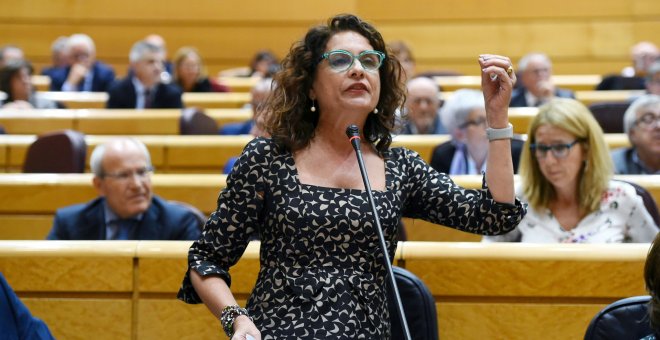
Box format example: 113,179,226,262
506,65,514,77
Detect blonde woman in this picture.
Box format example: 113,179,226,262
173,47,228,92
485,98,658,243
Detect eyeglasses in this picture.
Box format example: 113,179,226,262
529,140,581,159
320,49,386,72
633,112,660,129
102,166,153,181
459,117,487,129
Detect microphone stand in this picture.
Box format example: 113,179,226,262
346,125,411,340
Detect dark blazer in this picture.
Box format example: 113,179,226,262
509,87,575,107
430,138,525,174
219,120,254,135
106,77,183,109
596,74,646,90
48,61,116,92
0,273,55,339
47,195,201,240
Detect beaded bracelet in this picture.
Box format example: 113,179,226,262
220,304,251,337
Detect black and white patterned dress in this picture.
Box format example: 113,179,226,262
178,138,525,339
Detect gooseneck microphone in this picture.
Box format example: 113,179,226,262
345,125,411,340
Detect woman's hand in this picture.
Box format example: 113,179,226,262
478,54,516,128
231,315,261,340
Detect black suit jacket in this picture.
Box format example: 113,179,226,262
47,195,201,240
509,87,575,107
596,75,646,90
430,138,525,174
106,77,183,109
48,61,116,92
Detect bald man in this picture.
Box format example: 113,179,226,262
400,76,446,134
47,138,201,240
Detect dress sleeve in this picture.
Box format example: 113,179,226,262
177,138,268,303
398,148,526,236
624,185,659,243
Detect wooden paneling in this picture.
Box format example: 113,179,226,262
0,216,52,240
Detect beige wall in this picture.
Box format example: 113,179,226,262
1,1,659,76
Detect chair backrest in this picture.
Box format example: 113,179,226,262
389,266,438,340
614,180,660,228
168,200,207,230
179,108,219,135
23,129,87,173
588,102,631,133
584,296,655,340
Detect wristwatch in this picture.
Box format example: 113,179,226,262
486,123,513,141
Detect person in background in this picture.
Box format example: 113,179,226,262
144,34,173,83
172,47,229,92
41,36,69,78
430,88,524,174
644,232,660,339
597,41,659,90
0,45,24,68
510,52,575,107
47,138,201,240
0,272,55,339
106,41,182,109
178,13,525,339
399,76,446,135
48,34,115,92
611,94,660,174
219,77,272,136
0,60,58,109
248,50,279,78
388,40,416,82
646,61,660,96
484,98,658,243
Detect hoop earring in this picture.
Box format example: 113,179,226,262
310,100,316,112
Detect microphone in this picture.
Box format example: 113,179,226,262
345,124,411,340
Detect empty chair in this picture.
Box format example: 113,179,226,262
179,107,218,135
389,266,438,340
588,102,631,133
23,129,87,173
584,296,654,340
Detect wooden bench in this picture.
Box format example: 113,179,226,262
0,108,252,135
36,91,252,109
0,240,649,339
0,174,656,241
434,74,603,92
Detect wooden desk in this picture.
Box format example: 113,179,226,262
30,75,51,92
0,241,649,339
435,74,603,92
0,108,252,135
35,92,252,109
215,76,260,92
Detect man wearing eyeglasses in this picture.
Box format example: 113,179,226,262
47,138,201,240
399,76,447,135
509,52,575,107
611,94,660,174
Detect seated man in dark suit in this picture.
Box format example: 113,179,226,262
597,41,659,91
510,52,574,107
48,34,116,92
398,76,447,135
106,40,183,109
219,77,272,135
431,89,523,174
47,138,201,240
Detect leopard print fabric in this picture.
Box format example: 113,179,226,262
178,137,525,339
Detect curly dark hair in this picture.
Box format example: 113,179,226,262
0,59,32,102
266,13,406,154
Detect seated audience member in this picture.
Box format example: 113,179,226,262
47,138,201,240
0,273,55,339
218,50,280,78
40,36,69,78
222,78,273,173
597,41,659,90
0,60,58,109
644,233,660,339
0,45,24,67
388,40,416,81
484,98,658,243
611,94,660,174
430,89,524,174
107,41,183,109
647,61,660,96
510,52,575,107
399,76,446,135
219,77,272,135
173,47,229,92
144,34,173,82
49,34,115,92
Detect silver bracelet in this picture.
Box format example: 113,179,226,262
486,123,513,141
